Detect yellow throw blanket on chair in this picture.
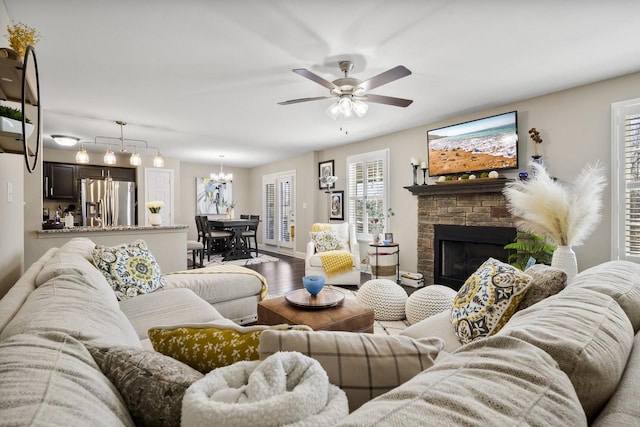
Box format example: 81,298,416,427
318,250,354,277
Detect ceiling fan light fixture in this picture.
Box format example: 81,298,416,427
52,135,80,147
326,102,341,120
104,147,117,165
352,100,368,117
75,144,89,164
338,96,352,113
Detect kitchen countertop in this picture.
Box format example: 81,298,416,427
37,224,189,234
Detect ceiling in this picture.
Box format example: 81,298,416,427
5,1,640,168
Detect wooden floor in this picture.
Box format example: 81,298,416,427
243,250,419,297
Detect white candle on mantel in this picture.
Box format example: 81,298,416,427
411,157,418,166
421,162,427,169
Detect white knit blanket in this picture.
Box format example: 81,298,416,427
181,351,348,427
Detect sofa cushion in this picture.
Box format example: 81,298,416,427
335,335,587,426
54,236,97,261
258,329,444,412
451,258,532,344
35,252,111,289
87,344,203,427
498,287,634,420
149,321,311,373
118,288,226,341
162,270,263,304
0,271,141,348
0,248,56,334
400,309,463,353
0,332,134,427
92,239,167,300
592,331,640,426
568,260,640,332
518,263,567,310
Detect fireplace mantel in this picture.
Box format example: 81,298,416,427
404,179,510,196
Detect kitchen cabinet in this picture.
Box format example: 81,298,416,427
44,162,76,199
76,165,135,181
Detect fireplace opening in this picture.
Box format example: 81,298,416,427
434,224,516,290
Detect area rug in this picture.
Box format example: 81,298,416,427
203,254,280,267
268,285,409,336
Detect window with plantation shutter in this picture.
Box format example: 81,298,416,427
612,99,640,263
347,149,390,241
263,171,295,249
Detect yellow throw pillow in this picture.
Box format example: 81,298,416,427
451,258,532,344
148,321,311,373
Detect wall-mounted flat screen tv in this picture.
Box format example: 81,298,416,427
427,111,518,176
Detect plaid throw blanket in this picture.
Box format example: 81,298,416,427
165,265,268,300
319,250,354,277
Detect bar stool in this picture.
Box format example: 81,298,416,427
187,240,204,269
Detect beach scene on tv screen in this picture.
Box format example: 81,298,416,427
428,112,517,176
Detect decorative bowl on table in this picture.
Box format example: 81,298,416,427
382,239,392,245
302,275,325,297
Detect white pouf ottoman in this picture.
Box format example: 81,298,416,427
356,279,407,321
405,285,457,325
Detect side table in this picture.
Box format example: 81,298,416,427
369,243,400,284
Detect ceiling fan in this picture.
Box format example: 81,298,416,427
278,60,413,120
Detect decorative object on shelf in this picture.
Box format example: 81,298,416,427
329,190,344,221
366,200,394,243
488,170,499,178
302,275,325,297
146,201,164,226
211,154,233,184
411,157,420,185
278,60,413,120
529,127,543,165
6,21,41,57
503,162,607,282
318,160,335,189
384,232,394,243
421,161,428,185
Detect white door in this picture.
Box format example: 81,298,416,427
145,168,174,225
263,170,295,250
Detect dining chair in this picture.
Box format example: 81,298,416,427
242,214,260,257
196,215,232,260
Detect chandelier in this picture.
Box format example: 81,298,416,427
74,120,164,167
210,155,233,184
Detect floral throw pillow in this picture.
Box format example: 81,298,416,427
310,230,345,253
451,258,532,344
91,239,166,301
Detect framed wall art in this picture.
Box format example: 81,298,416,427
196,178,233,215
318,159,335,189
329,190,344,221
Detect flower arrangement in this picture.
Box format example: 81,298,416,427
6,21,41,57
224,200,237,209
528,128,543,157
503,162,606,247
145,201,164,213
319,175,337,189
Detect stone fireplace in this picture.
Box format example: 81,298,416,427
406,180,515,288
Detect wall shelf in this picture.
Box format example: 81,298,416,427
404,179,510,196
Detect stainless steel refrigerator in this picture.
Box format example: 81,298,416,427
80,178,136,227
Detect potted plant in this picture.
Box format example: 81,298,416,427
504,232,556,271
365,200,394,243
0,105,33,136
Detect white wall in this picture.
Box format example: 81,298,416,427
0,154,24,296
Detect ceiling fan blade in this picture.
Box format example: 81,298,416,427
364,94,413,107
278,96,335,105
355,65,412,93
292,68,338,90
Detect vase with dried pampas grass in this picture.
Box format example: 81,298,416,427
503,162,607,281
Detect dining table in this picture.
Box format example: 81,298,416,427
208,218,259,261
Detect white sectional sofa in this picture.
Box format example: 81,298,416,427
0,234,638,426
